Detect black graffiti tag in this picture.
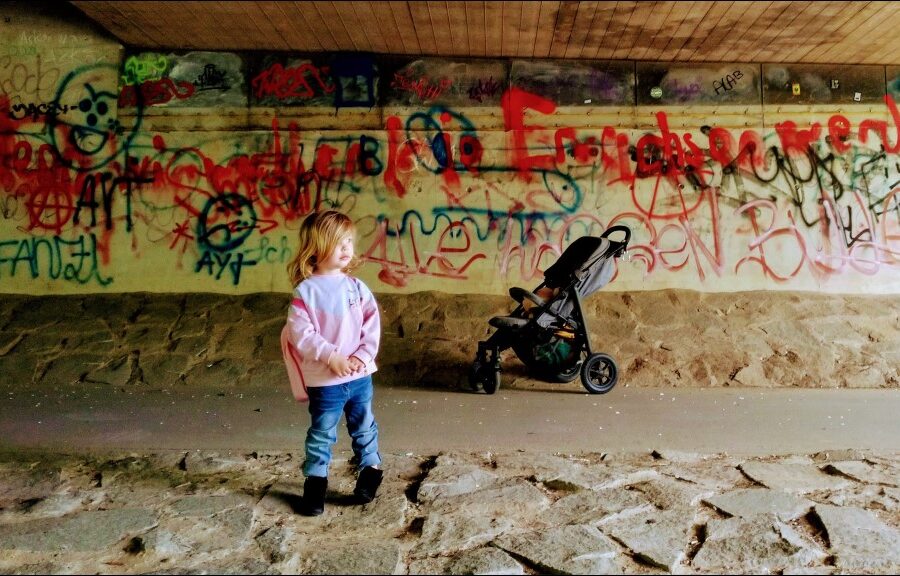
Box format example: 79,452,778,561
197,193,258,252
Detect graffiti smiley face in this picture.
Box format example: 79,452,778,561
70,83,115,156
49,63,140,172
198,193,258,253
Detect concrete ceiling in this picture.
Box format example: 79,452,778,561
70,1,900,65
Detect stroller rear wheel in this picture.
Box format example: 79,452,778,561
548,361,581,383
580,353,618,394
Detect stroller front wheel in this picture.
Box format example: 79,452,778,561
468,362,500,394
482,368,500,394
468,360,484,391
580,353,618,394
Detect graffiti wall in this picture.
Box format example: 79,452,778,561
1,7,899,296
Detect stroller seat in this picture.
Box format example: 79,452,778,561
469,225,631,395
488,316,529,329
488,287,548,329
508,287,547,307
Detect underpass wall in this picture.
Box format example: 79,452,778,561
2,4,898,297
0,4,897,389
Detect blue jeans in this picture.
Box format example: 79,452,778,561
303,375,381,478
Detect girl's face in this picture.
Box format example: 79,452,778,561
316,233,354,274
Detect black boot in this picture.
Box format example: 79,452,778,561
299,475,327,516
354,466,383,504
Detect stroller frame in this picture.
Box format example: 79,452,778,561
470,225,631,395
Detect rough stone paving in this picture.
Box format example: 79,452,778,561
0,448,897,574
0,292,897,574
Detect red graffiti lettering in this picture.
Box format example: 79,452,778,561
774,120,822,157
118,78,195,108
501,88,556,178
390,72,452,102
250,63,334,101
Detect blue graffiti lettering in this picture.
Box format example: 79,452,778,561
0,233,112,285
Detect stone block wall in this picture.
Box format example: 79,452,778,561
2,290,896,390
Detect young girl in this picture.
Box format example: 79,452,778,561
283,209,383,516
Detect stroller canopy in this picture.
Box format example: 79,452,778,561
544,235,616,296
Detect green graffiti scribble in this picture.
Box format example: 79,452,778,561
122,53,169,86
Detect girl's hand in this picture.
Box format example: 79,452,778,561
348,356,365,373
327,354,354,377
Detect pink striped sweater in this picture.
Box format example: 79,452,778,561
281,273,381,402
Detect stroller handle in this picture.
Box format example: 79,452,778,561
601,225,631,256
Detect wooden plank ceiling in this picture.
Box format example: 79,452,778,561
70,1,900,65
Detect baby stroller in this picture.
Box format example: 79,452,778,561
469,225,631,395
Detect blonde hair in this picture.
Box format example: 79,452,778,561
287,210,359,286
